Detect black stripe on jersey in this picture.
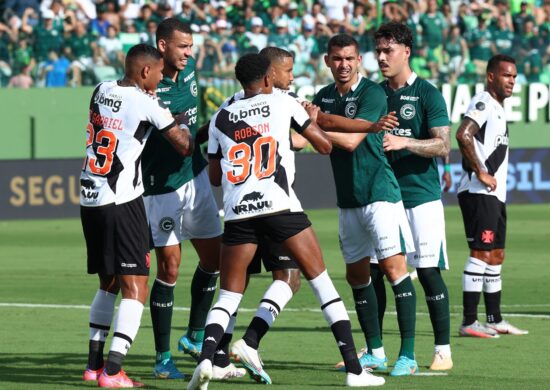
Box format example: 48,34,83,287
485,125,508,176
134,121,152,143
208,145,223,160
291,118,311,134
133,155,141,188
157,120,176,133
107,154,123,194
215,109,262,145
273,156,289,195
89,84,102,110
474,122,487,145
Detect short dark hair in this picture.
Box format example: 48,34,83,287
156,18,192,43
126,43,162,65
235,53,271,87
374,22,413,50
259,47,293,64
327,34,359,54
487,54,516,74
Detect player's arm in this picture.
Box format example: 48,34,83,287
195,121,210,144
383,125,450,158
161,124,194,156
441,155,452,192
208,157,222,186
456,117,496,191
301,122,332,154
290,131,308,151
316,110,399,133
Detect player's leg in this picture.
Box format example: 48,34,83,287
188,238,256,390
374,201,417,376
406,200,452,370
84,276,119,381
179,171,223,358
81,204,119,382
483,203,527,335
144,188,186,378
334,207,386,372
458,193,500,338
277,213,384,386
239,239,300,355
370,262,386,333
98,197,150,388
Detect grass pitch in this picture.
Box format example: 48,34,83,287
0,205,549,389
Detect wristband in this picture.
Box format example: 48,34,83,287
444,164,451,173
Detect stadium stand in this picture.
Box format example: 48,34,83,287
0,0,549,88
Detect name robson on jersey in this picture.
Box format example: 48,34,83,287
234,122,270,141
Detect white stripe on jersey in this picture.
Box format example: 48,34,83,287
220,88,304,109
457,91,509,203
80,81,175,207
208,91,310,221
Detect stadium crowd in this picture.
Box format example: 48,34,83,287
1,0,549,88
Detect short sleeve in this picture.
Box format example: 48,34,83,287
464,92,489,128
146,95,176,132
424,85,450,129
207,112,222,159
355,84,387,122
288,96,311,134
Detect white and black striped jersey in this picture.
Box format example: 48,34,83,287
208,91,311,221
80,81,176,207
457,91,509,203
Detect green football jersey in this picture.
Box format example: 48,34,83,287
381,73,450,208
313,76,401,208
142,57,207,196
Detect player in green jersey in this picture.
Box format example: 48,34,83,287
141,18,224,380
312,34,419,377
375,22,453,371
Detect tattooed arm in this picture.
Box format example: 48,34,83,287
383,125,451,158
456,117,496,191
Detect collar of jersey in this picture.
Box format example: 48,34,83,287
334,73,363,94
406,72,417,86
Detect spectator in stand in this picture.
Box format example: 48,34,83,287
196,37,223,76
134,4,154,33
420,0,448,53
286,2,302,36
307,2,328,26
39,48,70,87
8,64,33,88
466,15,493,80
90,5,110,37
491,15,515,56
268,19,293,51
12,37,35,76
320,0,347,22
98,24,124,73
246,17,268,51
177,1,204,25
444,24,469,84
512,1,535,34
66,20,97,86
141,20,157,46
230,21,253,54
22,9,64,65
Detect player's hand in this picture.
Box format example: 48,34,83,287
372,111,399,133
383,132,408,152
477,171,497,192
441,171,452,192
302,101,319,122
174,111,188,126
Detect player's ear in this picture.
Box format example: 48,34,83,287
157,39,166,53
141,64,151,80
324,54,329,67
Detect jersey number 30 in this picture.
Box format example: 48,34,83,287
227,136,276,184
84,123,119,176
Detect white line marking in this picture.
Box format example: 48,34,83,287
0,302,549,319
415,372,449,376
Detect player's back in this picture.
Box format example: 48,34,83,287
209,92,308,221
81,81,175,207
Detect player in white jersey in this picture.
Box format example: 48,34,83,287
187,53,385,389
456,54,528,338
80,44,193,388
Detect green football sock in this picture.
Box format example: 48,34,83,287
352,283,383,351
150,279,175,359
187,264,219,341
417,267,450,346
370,263,386,334
391,275,416,360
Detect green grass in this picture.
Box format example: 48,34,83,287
1,205,549,389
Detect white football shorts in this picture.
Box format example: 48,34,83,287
144,169,222,247
405,199,449,269
339,200,414,264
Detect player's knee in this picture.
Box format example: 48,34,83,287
491,249,505,265
157,254,180,283
287,269,301,294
